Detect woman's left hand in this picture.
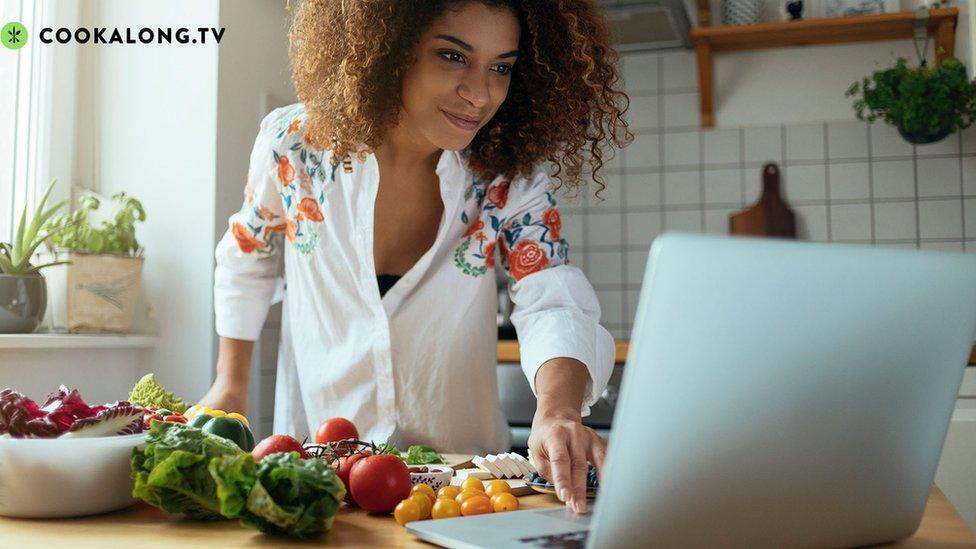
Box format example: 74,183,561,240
528,408,607,514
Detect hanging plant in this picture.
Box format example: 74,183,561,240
846,57,976,144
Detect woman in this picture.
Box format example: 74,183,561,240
203,0,631,514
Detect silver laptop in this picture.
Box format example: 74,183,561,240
408,232,976,548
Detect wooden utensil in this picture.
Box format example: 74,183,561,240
729,163,796,238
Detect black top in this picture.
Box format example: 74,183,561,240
376,274,401,297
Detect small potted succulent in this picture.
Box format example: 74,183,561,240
40,190,146,333
846,57,976,145
0,180,74,333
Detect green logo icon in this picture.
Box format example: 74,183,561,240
2,21,28,50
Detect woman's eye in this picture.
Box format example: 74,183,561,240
493,64,513,76
439,51,465,64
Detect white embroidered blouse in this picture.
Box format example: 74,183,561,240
213,103,615,454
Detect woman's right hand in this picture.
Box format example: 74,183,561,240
197,337,254,414
196,377,248,414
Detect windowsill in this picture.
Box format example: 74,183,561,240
0,333,158,350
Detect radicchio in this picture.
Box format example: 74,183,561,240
0,386,145,438
60,401,144,438
0,388,60,438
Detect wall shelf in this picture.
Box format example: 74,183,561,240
691,7,959,127
0,333,158,350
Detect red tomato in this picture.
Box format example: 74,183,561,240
336,451,370,504
349,454,412,514
315,417,359,454
251,434,309,461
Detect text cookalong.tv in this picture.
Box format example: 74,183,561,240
39,27,225,45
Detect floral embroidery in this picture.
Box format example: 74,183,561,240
452,175,568,282
232,222,265,254
498,191,568,283
297,197,324,222
231,105,334,257
453,176,498,276
508,240,549,280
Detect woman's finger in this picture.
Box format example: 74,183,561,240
568,428,589,513
545,430,574,506
587,432,608,483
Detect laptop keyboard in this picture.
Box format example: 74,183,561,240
517,530,589,548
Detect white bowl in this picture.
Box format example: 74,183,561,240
0,432,147,518
409,465,454,492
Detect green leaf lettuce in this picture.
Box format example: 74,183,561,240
209,451,345,538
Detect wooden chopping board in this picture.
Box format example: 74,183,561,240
729,163,796,238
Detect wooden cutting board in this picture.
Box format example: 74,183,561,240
729,163,796,238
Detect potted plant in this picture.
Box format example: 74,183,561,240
846,57,976,144
0,180,74,333
40,190,146,334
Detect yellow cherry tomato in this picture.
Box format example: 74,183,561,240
183,404,202,418
411,483,436,504
460,495,493,516
485,479,512,498
455,489,484,506
394,498,422,526
208,409,227,417
431,497,461,519
408,492,432,519
437,485,461,500
461,477,485,493
490,492,519,513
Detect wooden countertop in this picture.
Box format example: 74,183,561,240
0,484,970,547
498,340,630,364
500,341,976,366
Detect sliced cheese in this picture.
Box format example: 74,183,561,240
455,468,493,480
507,452,534,477
474,455,504,478
515,454,539,476
494,454,521,478
485,455,511,478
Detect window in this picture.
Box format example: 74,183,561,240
1,0,54,243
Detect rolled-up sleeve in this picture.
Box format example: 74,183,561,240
213,108,289,341
499,167,615,417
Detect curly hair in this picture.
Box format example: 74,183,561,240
288,0,632,197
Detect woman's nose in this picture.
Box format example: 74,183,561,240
458,70,490,109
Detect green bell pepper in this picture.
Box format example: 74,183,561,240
187,414,254,451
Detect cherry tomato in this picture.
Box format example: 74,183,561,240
437,486,461,500
394,498,421,526
251,434,308,461
408,492,432,519
431,497,461,519
460,495,493,516
411,483,437,504
461,477,485,493
314,417,359,455
336,451,370,504
455,489,484,506
349,454,412,514
485,479,511,498
490,492,519,512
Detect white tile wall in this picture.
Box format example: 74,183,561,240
561,49,975,339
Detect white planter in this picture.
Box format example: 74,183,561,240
39,251,143,334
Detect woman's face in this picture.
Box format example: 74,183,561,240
398,2,520,152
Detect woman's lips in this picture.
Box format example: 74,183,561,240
441,109,481,131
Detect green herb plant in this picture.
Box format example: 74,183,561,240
43,191,146,256
0,179,75,275
846,57,976,144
